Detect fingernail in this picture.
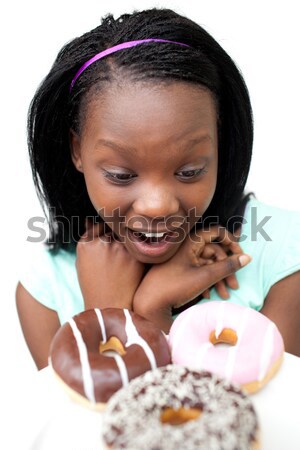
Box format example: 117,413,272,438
239,254,252,267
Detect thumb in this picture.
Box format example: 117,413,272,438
199,253,252,289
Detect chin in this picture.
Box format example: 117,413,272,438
132,245,180,265
138,254,172,264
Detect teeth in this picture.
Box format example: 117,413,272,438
143,232,165,238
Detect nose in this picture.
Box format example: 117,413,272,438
132,184,180,220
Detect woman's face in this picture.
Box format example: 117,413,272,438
71,81,218,263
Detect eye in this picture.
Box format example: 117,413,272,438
176,168,207,180
103,170,137,184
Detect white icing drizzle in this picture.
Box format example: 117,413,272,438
112,353,129,387
94,309,129,386
224,307,249,380
196,342,213,368
68,318,95,403
124,309,157,370
94,308,107,343
214,301,226,339
224,346,239,380
258,322,275,381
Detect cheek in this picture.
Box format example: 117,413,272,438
205,170,218,208
84,175,131,220
186,172,218,221
202,159,218,208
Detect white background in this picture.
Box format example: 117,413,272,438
1,0,299,444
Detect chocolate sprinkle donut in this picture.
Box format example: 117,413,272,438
102,365,259,450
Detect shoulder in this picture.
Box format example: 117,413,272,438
17,243,82,323
239,196,300,255
18,243,77,284
241,196,300,293
241,196,300,243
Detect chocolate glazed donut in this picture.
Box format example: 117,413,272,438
49,308,171,409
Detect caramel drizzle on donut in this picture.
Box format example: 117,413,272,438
205,303,276,382
189,305,250,378
99,336,126,356
95,309,157,387
214,305,276,381
94,308,129,387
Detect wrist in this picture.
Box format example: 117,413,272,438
82,288,133,311
132,289,151,316
133,291,173,334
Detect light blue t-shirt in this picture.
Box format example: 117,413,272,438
19,198,300,324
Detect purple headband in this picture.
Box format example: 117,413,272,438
70,38,190,91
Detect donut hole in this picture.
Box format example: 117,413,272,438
209,328,238,347
160,407,202,426
99,336,126,356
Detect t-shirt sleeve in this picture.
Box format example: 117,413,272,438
17,244,59,311
263,209,300,295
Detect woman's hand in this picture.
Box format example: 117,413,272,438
76,220,145,310
133,226,251,332
196,226,242,299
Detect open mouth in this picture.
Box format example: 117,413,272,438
128,229,177,244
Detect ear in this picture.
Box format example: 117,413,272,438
69,129,83,172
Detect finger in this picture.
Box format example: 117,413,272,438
214,230,242,255
189,237,205,262
212,247,240,290
81,219,105,242
192,243,224,265
193,225,227,244
201,245,218,260
197,226,243,255
202,289,210,299
99,232,114,244
197,254,252,290
190,255,215,267
215,280,230,299
224,273,239,290
202,243,227,261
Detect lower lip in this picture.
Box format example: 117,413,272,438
127,229,178,257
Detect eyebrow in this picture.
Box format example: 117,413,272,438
94,135,212,155
95,139,138,154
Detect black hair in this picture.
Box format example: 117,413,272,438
28,8,254,252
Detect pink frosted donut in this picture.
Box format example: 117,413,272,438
169,301,284,393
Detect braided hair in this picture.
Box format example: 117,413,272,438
28,8,253,251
